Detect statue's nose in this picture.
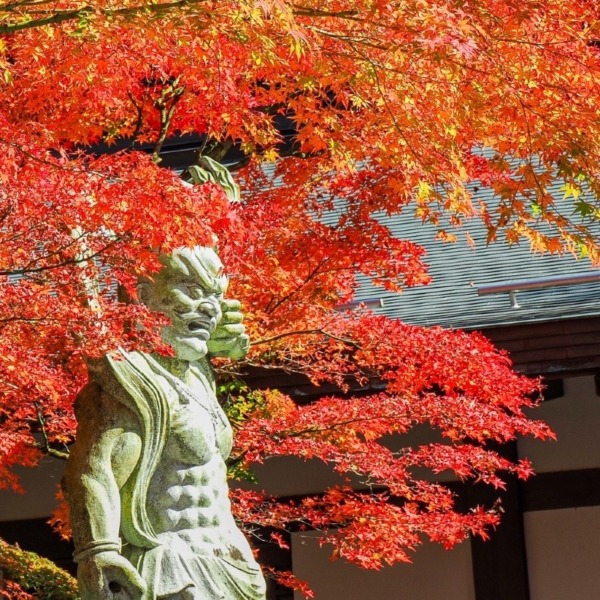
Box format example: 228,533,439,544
198,298,219,317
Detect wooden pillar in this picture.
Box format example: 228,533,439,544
468,442,530,600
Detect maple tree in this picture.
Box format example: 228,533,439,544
0,0,599,596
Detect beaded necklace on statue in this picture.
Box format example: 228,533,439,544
145,354,229,436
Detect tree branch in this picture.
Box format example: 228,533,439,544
0,0,208,34
0,235,122,277
276,412,406,440
34,403,70,460
1,138,116,180
152,77,185,162
251,328,360,348
291,4,362,21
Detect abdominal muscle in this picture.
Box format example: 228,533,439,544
143,387,256,566
148,460,255,563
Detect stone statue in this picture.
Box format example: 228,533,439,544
63,247,267,600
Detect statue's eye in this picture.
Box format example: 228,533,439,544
185,285,204,298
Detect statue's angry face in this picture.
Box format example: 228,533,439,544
158,276,223,361
140,247,228,361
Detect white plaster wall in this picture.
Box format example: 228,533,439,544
243,425,456,498
524,506,600,599
517,375,600,472
0,455,64,521
237,456,350,497
291,530,475,600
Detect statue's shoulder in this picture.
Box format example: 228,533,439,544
79,351,154,413
82,350,171,435
74,380,103,419
72,379,139,439
86,350,152,391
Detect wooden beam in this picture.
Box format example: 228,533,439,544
520,468,600,512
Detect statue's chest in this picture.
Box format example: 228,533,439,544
159,377,233,465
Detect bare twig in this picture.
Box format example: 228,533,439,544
34,403,70,460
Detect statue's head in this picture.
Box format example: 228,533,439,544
138,246,227,362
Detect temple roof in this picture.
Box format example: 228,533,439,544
343,185,600,330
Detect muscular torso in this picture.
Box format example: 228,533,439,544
146,373,233,535
115,360,255,563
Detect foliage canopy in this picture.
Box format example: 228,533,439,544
1,0,597,594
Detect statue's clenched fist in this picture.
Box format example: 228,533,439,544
77,552,146,600
207,298,250,359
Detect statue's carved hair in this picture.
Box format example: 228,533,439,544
131,246,228,303
159,246,228,294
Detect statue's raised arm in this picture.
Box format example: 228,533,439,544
63,246,266,600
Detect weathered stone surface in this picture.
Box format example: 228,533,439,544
64,247,266,600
